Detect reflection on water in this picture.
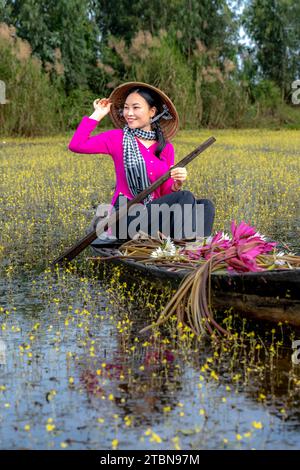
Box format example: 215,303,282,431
0,267,300,450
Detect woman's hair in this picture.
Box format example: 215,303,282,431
124,87,167,159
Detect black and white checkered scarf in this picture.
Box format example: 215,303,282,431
122,124,157,205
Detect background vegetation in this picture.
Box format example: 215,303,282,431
0,0,300,136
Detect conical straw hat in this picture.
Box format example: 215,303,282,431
108,81,179,140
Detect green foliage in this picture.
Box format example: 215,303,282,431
1,0,300,134
253,80,281,112
1,0,99,92
201,79,250,128
99,29,244,128
94,0,238,61
0,38,63,136
243,0,300,98
62,87,99,129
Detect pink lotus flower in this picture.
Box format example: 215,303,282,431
231,220,257,242
181,221,277,273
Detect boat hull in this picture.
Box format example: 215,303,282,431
91,244,300,327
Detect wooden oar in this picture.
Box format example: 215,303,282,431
51,136,216,266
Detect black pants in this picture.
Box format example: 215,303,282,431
113,190,215,240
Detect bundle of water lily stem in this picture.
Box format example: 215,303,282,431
95,221,300,337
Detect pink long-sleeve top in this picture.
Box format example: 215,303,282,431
68,116,176,207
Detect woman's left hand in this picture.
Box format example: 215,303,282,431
170,166,187,183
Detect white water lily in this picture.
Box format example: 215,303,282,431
150,247,164,258
275,259,286,266
203,232,230,246
250,231,267,241
220,232,231,241
150,237,177,258
274,250,296,266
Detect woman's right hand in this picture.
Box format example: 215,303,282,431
89,98,112,122
93,98,112,116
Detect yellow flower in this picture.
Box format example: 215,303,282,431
112,439,118,450
144,428,162,444
172,436,181,450
124,416,132,427
46,424,56,432
252,421,263,429
150,431,162,443
210,370,219,381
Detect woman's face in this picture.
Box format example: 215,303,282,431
123,92,156,131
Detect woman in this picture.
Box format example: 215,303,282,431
68,81,215,241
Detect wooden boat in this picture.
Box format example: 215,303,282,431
90,240,300,328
